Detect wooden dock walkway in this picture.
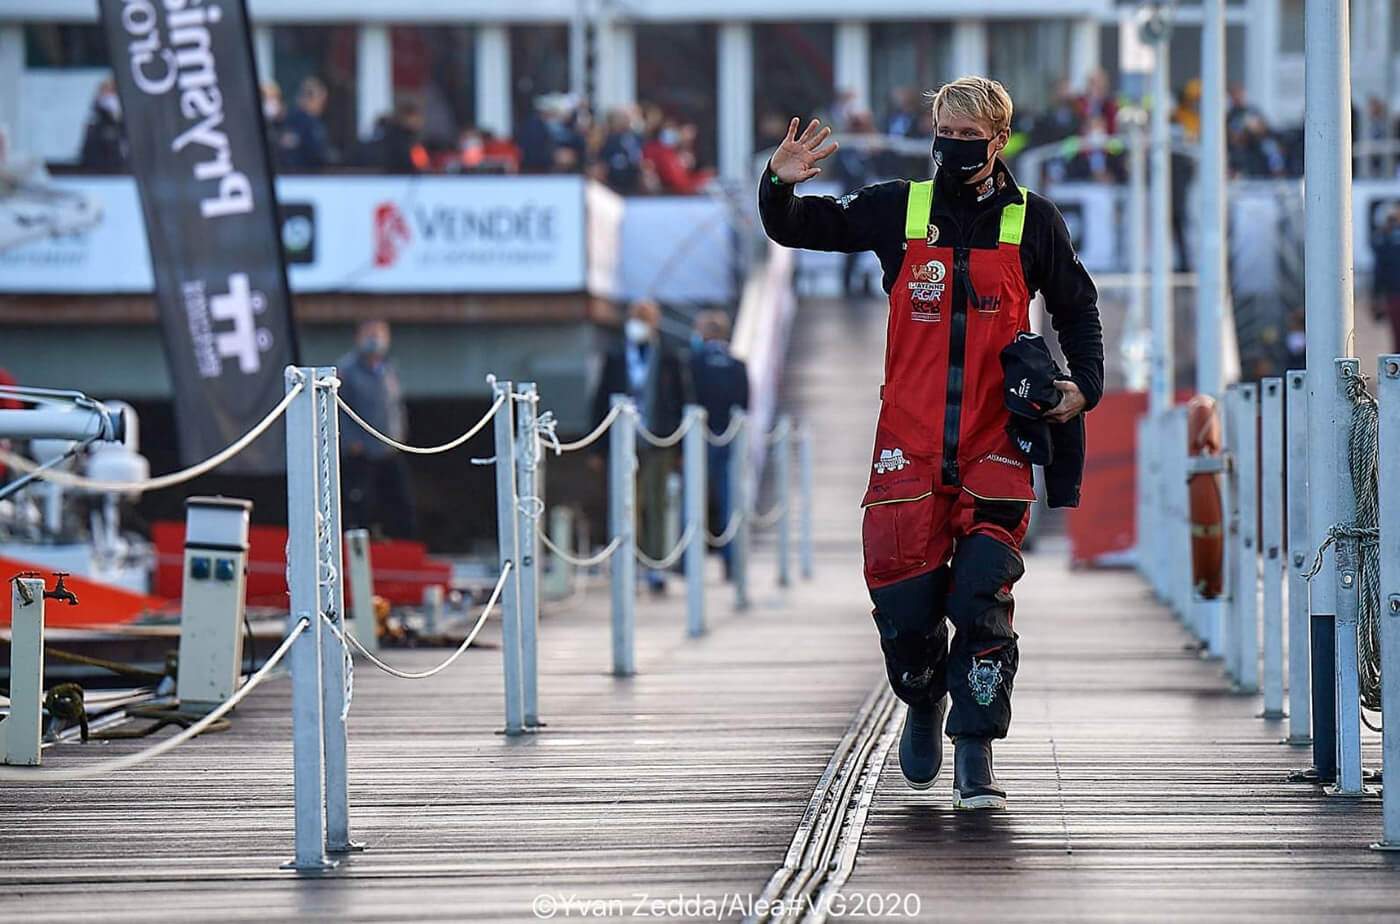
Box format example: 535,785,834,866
2,296,1395,922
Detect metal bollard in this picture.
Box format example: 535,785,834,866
1371,355,1400,848
344,529,378,656
1,578,46,766
1135,414,1151,580
515,382,542,728
1235,383,1260,694
281,367,334,872
421,585,444,636
1259,378,1285,718
730,410,751,611
541,506,574,601
492,379,525,734
1221,385,1241,682
799,423,814,581
1284,371,1311,744
775,415,793,588
1171,407,1193,626
682,405,707,637
1328,359,1366,796
315,368,357,854
609,395,637,676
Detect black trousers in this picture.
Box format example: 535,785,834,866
342,454,417,540
868,534,1025,739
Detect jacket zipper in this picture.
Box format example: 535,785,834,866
938,204,998,487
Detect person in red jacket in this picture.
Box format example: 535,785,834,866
759,77,1103,809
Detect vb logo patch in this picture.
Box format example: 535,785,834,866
873,448,910,474
907,260,947,322
968,658,1003,707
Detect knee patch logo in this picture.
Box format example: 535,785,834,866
968,658,1003,707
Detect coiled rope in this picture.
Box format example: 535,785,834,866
545,403,627,454
635,412,695,449
335,562,512,681
1302,368,1383,727
705,413,744,447
0,618,309,782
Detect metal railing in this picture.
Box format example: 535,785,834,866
1137,357,1400,851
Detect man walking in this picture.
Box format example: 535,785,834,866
688,310,750,580
592,300,692,595
338,320,417,540
758,77,1103,808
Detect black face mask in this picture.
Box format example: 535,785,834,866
932,135,992,179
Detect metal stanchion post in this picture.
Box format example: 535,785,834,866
1328,359,1367,796
609,395,637,676
799,423,814,580
1135,414,1150,580
1236,383,1260,694
315,368,358,854
345,529,378,656
515,383,542,728
1371,355,1400,848
541,506,573,600
683,406,707,637
1260,378,1285,717
1,578,45,766
1285,371,1312,743
1222,384,1241,682
1173,408,1192,625
775,415,793,588
492,379,525,734
282,367,334,872
730,410,751,611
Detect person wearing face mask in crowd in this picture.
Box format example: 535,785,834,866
758,76,1103,810
591,300,694,595
338,320,416,540
80,78,128,173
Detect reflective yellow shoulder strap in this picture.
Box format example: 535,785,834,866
905,180,934,240
999,187,1029,247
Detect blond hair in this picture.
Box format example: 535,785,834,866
927,76,1014,136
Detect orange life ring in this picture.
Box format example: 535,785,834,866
1187,395,1225,599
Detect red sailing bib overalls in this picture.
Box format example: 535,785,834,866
861,180,1035,590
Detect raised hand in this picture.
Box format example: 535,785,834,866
768,118,839,185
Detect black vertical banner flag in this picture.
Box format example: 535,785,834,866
99,0,298,473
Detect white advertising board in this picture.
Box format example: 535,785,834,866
0,174,589,294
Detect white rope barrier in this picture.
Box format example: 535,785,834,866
763,417,792,447
336,562,512,681
541,533,625,567
751,500,790,530
336,391,505,455
705,414,744,447
0,380,305,493
707,511,744,548
635,520,699,571
546,403,628,454
0,618,309,782
635,413,695,449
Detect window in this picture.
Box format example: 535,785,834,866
752,22,834,147
271,26,358,160
870,22,952,131
635,24,718,169
390,26,477,149
24,24,108,69
510,25,570,127
988,20,1073,114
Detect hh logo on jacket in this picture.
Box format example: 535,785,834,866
874,448,910,474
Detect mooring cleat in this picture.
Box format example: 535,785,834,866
898,697,946,790
952,736,1007,809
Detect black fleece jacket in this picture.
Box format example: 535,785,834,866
757,157,1105,411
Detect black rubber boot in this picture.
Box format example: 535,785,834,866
952,736,1007,809
898,696,946,790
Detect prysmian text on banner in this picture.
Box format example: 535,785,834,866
98,0,297,473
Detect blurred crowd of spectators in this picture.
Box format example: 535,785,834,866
78,74,716,195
